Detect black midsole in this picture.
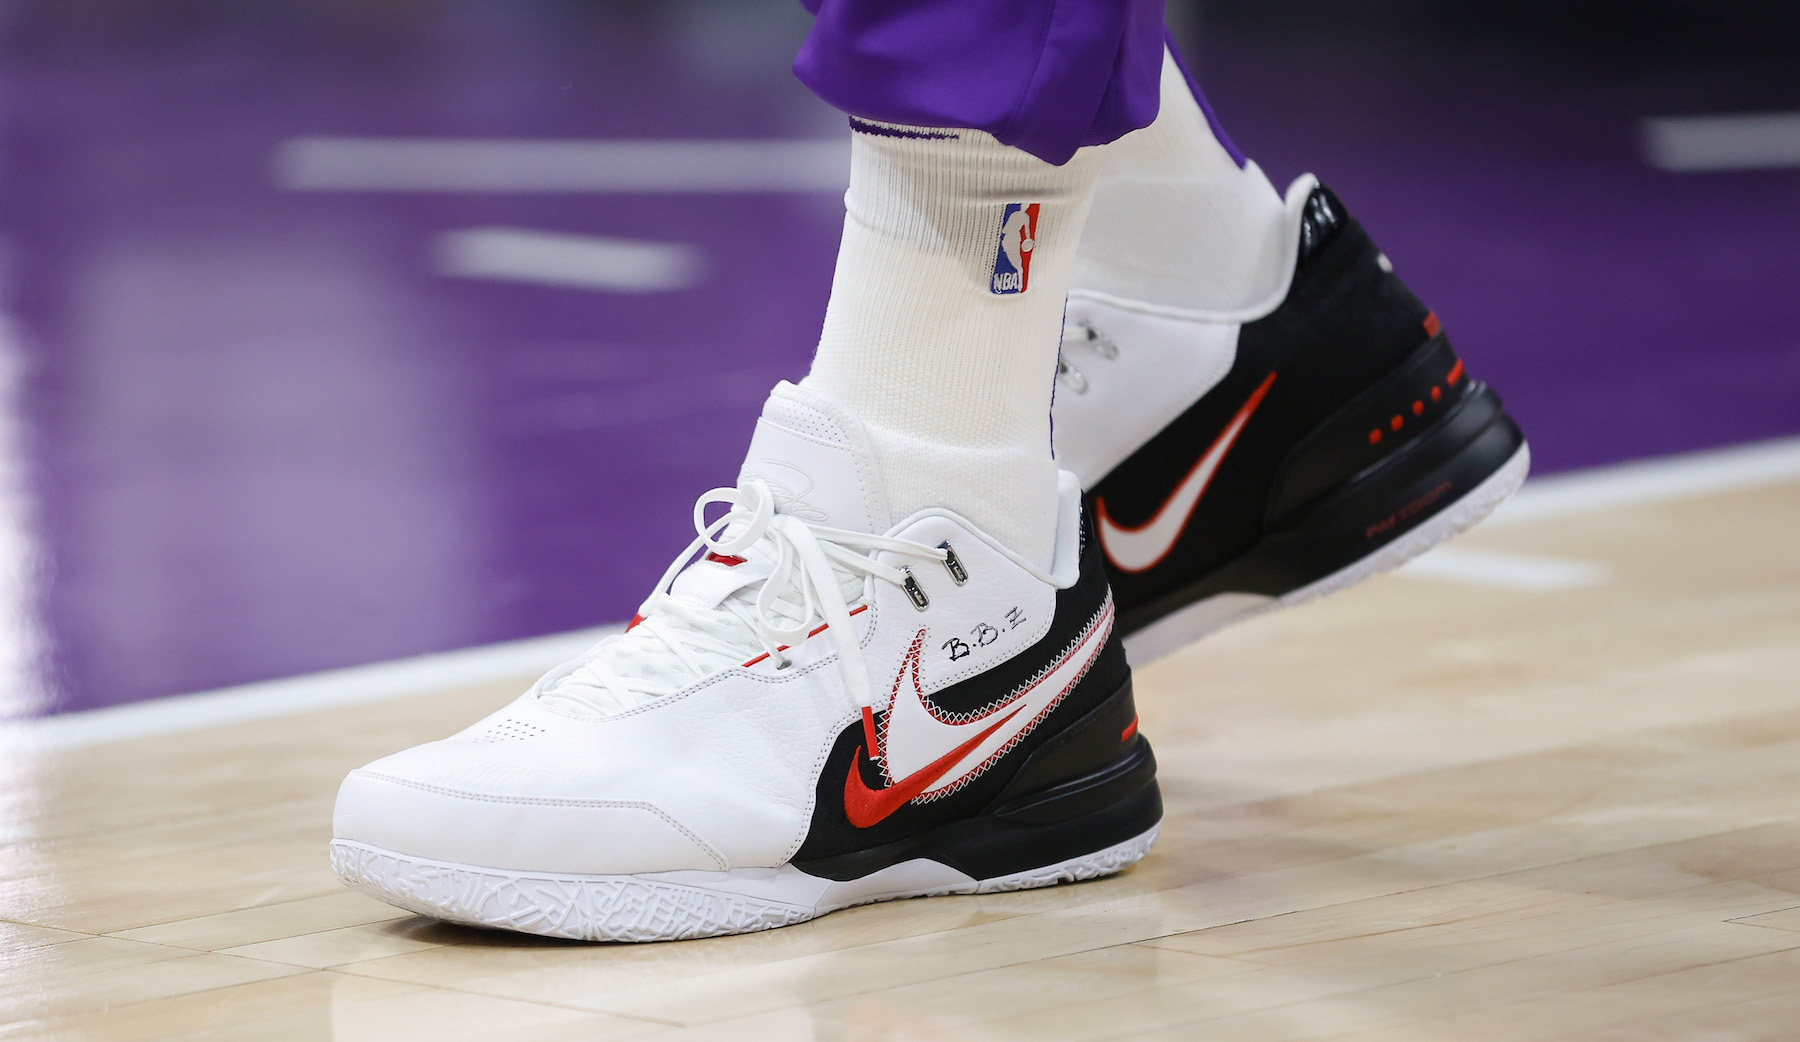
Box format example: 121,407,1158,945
792,679,1162,884
1119,383,1526,636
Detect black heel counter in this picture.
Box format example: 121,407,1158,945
1255,184,1436,381
992,665,1143,809
1250,184,1464,524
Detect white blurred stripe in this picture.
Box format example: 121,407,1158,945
3,626,619,752
436,227,701,292
274,137,850,193
0,317,48,719
1492,434,1800,526
1395,548,1608,591
1641,112,1800,172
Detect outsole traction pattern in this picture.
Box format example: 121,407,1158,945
331,824,1159,942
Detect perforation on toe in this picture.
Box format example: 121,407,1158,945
470,718,546,744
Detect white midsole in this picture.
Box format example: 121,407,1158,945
329,823,1160,943
1124,442,1532,666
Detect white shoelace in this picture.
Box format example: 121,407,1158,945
538,478,946,717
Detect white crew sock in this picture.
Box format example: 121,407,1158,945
1073,48,1299,321
800,121,1101,569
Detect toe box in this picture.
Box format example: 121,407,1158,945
332,738,727,875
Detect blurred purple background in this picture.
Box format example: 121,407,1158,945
1,0,1796,714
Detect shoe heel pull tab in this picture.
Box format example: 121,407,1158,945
900,567,930,611
938,542,969,585
1298,184,1345,262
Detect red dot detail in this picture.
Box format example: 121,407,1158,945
1369,429,1382,445
1391,415,1405,431
1413,400,1425,416
1431,386,1442,402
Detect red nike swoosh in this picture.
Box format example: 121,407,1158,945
843,705,1023,829
844,601,1112,829
1095,371,1277,573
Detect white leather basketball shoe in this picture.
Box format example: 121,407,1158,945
331,382,1160,942
1055,179,1530,665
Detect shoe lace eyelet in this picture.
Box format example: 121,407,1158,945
1057,356,1089,394
1085,323,1120,360
937,541,968,585
900,567,930,611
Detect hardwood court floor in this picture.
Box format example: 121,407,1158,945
4,477,1799,1040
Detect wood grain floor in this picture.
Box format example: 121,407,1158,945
4,479,1799,1041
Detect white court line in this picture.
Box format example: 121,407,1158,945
1488,434,1800,526
1395,547,1608,592
274,137,850,194
435,227,702,292
1641,112,1800,172
5,626,617,752
6,434,1799,750
1398,435,1800,589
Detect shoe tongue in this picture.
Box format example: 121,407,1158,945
548,384,888,716
666,382,888,609
735,381,890,535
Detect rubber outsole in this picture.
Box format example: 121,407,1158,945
1124,440,1530,665
329,822,1159,943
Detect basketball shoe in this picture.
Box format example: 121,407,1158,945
331,383,1159,941
1054,178,1530,663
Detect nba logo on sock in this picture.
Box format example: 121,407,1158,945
991,203,1039,295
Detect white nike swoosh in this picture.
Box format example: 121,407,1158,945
1096,372,1277,574
880,597,1114,798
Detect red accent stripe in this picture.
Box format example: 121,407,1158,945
705,553,747,567
741,604,869,668
1423,312,1442,337
1447,359,1465,386
1121,716,1139,742
862,706,881,760
627,613,644,631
